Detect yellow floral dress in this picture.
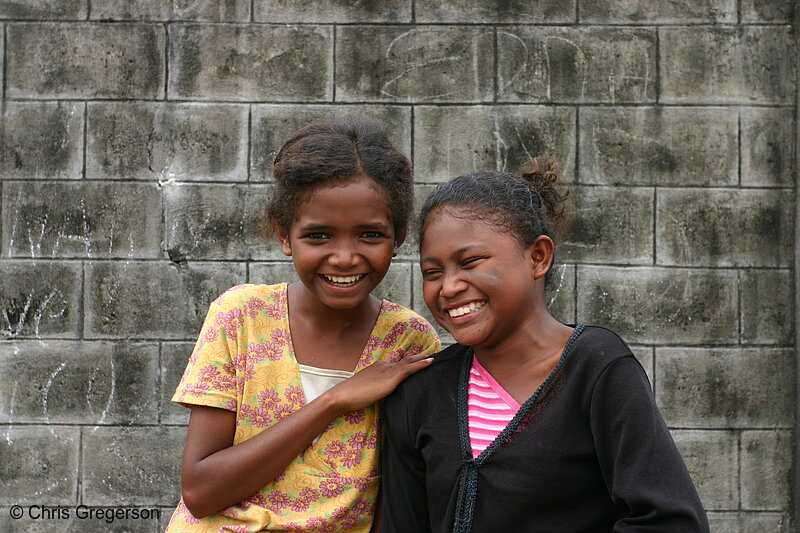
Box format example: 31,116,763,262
166,283,440,532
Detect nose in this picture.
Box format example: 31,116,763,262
328,241,358,268
440,271,467,298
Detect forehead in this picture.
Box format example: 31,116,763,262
294,175,391,224
421,208,520,256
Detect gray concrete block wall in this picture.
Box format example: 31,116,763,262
0,3,795,532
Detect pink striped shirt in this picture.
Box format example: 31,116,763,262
468,357,520,457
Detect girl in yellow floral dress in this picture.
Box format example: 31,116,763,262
166,116,440,533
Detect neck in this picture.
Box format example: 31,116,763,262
287,282,380,330
473,308,572,374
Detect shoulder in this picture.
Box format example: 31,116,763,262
379,300,436,331
569,324,635,368
396,343,465,392
384,343,466,417
211,283,288,310
374,300,441,347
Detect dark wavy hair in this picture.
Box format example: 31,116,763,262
418,156,571,276
266,116,413,238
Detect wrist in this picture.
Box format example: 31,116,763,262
316,386,348,417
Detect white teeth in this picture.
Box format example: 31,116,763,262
324,274,363,285
447,301,485,317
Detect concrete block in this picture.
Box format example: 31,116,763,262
0,508,161,533
578,107,738,186
161,342,194,424
374,262,413,307
671,430,738,510
0,102,84,180
84,261,245,339
164,183,277,261
336,26,494,103
741,0,793,22
7,23,165,99
82,426,185,506
401,183,440,260
706,512,791,532
740,269,793,345
561,185,653,264
741,107,795,187
87,103,248,182
660,26,795,104
579,0,735,23
168,24,332,101
498,27,656,103
741,430,792,510
0,426,79,505
3,182,162,259
0,341,158,425
249,261,300,286
250,105,411,182
0,0,86,19
0,261,81,339
546,263,576,326
630,345,653,386
577,266,737,344
92,0,250,21
656,188,792,267
413,106,576,183
416,0,574,23
255,0,411,22
656,347,794,428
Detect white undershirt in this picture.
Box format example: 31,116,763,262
298,364,354,444
297,363,353,403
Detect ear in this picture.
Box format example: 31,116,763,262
529,235,555,280
276,228,292,257
392,228,407,257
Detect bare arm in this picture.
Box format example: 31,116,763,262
180,353,433,518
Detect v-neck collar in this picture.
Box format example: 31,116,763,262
282,283,388,376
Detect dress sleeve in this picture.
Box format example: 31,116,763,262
380,384,432,533
590,356,710,532
171,298,239,411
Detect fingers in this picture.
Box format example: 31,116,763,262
396,354,434,377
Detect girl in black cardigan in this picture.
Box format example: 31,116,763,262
380,157,709,532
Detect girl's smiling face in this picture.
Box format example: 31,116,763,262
278,174,402,311
420,208,545,349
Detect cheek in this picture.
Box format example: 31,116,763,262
421,281,438,310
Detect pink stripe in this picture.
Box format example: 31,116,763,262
472,358,521,410
467,358,519,457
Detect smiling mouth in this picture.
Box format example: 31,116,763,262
321,274,366,287
446,301,486,318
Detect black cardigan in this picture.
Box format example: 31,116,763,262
380,325,709,533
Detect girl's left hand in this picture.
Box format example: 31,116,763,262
326,353,434,413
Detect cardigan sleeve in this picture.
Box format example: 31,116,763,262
589,356,710,532
380,384,433,533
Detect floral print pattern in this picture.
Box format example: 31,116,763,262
167,283,440,532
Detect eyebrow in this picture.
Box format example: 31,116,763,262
298,222,391,232
421,244,480,264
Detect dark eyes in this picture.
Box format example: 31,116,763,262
301,231,386,241
421,257,483,281
421,269,442,281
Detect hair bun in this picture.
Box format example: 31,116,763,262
517,155,570,240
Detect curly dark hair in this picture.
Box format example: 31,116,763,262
418,155,571,264
266,116,413,239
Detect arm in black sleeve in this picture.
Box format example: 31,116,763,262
590,356,710,532
380,384,432,533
